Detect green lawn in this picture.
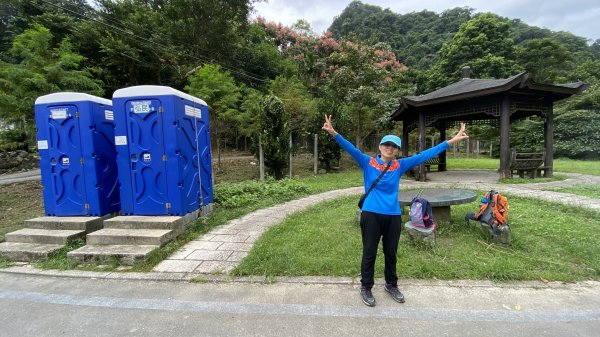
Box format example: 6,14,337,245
233,194,600,282
546,184,600,199
447,157,600,176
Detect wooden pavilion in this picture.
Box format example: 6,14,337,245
392,67,587,180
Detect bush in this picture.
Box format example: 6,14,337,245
214,178,310,208
0,142,28,152
0,129,29,153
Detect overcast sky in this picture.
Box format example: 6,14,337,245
252,0,600,41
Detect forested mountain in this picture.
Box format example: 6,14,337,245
329,2,473,69
329,1,600,72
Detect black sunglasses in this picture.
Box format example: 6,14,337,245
381,142,399,149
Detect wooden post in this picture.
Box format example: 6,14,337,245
289,133,293,178
466,139,470,158
499,96,511,179
453,143,457,158
402,122,409,158
439,122,446,171
259,136,264,181
476,140,480,159
418,112,426,181
490,142,493,158
313,134,318,174
544,103,554,177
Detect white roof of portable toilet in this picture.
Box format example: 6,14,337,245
113,85,208,106
35,92,112,106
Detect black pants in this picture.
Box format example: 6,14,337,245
359,211,402,289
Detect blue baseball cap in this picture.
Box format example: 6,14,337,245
380,135,402,147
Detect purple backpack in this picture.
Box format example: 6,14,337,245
409,197,436,228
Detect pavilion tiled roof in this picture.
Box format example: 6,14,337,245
393,72,586,120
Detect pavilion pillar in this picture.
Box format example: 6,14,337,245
499,96,511,179
544,103,554,177
402,121,409,158
438,122,447,171
417,111,426,181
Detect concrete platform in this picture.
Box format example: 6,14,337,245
68,207,213,265
5,228,86,245
0,214,115,262
67,244,158,265
24,216,107,232
0,242,63,261
85,228,176,247
103,216,187,231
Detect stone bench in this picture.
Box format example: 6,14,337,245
424,157,440,172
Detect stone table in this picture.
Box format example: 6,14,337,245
399,188,477,223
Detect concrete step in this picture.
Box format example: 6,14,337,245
85,228,176,247
103,216,186,232
67,244,158,265
0,242,63,262
4,228,86,245
24,215,112,232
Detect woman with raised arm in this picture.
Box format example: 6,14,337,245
322,114,469,307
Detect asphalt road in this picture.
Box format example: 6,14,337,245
1,272,598,337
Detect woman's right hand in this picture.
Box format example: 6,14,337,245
322,114,338,137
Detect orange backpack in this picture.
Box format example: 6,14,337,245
475,190,508,226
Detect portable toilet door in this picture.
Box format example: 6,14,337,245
36,103,86,215
195,104,213,206
113,95,169,215
34,92,118,216
165,99,212,213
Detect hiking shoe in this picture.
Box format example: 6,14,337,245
359,286,376,307
384,284,405,303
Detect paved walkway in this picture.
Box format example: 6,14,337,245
154,170,600,274
0,169,40,185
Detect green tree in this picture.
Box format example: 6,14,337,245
325,40,408,149
69,0,256,94
313,98,343,171
185,64,241,171
424,13,522,92
259,95,289,179
267,76,315,136
516,38,574,83
552,78,600,159
238,22,297,88
238,85,264,150
0,0,92,55
0,24,103,133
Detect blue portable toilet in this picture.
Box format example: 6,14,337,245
34,92,120,216
112,85,213,216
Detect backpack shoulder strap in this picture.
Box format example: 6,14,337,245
493,193,508,225
475,191,492,218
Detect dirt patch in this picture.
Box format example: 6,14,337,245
0,180,44,241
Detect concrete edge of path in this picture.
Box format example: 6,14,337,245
1,264,598,292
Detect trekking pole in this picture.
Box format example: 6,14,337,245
412,189,423,202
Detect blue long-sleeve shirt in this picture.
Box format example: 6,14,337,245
334,134,450,215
